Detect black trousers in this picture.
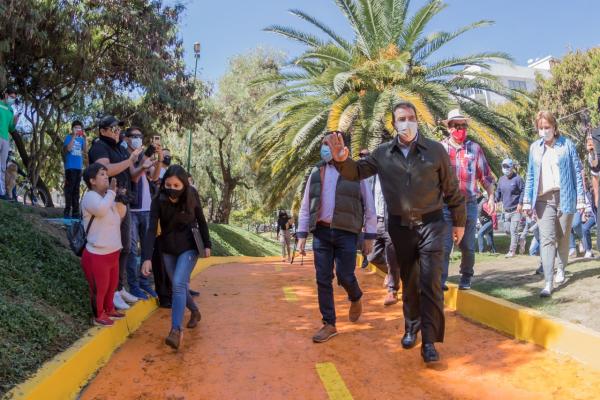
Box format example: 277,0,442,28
388,216,447,344
118,207,131,291
64,169,82,215
368,218,400,292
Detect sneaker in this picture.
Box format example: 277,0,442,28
140,284,158,298
312,323,338,343
165,328,183,350
458,276,471,290
129,287,149,300
540,281,553,297
554,268,565,285
584,251,594,259
113,292,130,310
94,314,114,326
579,243,585,254
383,291,399,306
568,248,576,258
505,251,515,258
120,288,139,303
107,311,126,319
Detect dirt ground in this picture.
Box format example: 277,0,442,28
81,257,600,400
448,252,600,332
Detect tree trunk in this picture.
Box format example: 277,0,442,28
213,179,237,224
10,131,56,207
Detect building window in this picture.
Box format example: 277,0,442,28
508,80,527,90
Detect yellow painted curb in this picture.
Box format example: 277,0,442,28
443,284,600,370
5,256,281,400
315,362,353,400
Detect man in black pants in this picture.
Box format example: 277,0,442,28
326,101,466,363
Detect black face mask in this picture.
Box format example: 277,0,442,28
165,187,184,200
163,156,172,166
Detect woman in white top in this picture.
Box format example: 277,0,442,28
80,163,126,326
522,111,585,297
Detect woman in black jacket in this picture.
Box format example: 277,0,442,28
142,165,211,350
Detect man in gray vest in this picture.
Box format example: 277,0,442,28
297,135,377,343
325,101,466,364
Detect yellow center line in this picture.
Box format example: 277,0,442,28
315,362,353,400
282,287,297,302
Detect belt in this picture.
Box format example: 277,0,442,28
389,209,443,229
317,221,331,229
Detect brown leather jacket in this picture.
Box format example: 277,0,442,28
334,134,466,227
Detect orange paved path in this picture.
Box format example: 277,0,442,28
81,257,600,400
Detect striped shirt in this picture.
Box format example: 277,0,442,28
441,139,495,201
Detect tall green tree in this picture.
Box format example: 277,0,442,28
0,0,202,205
252,0,520,209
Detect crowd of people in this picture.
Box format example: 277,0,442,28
68,115,211,351
293,101,600,364
3,83,600,361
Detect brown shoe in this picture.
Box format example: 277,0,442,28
383,291,399,306
165,328,182,350
187,310,201,329
312,323,338,343
349,299,362,322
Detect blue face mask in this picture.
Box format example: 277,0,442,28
502,167,512,176
320,144,333,163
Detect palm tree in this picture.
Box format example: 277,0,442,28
252,0,527,210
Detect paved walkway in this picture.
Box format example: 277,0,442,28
81,257,600,400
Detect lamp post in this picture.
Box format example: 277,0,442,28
187,41,201,172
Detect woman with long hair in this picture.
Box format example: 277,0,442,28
522,111,585,297
141,165,211,350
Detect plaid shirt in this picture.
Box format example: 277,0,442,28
441,139,495,201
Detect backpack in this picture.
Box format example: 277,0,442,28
67,216,95,257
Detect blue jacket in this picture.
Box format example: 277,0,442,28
523,136,584,214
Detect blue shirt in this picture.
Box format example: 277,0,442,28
63,135,85,170
495,173,524,211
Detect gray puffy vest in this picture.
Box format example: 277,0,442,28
308,162,364,234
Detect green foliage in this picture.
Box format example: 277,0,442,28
0,202,91,396
583,49,600,126
253,0,521,209
209,224,280,257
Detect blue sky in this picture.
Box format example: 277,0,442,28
177,0,600,83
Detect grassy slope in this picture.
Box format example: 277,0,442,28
0,202,278,395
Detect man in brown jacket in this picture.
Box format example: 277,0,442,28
325,101,466,364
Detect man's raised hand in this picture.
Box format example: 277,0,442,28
324,132,349,162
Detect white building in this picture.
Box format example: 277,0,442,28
461,55,554,106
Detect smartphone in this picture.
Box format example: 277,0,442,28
153,136,161,145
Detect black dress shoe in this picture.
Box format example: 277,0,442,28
401,327,420,349
189,289,200,297
421,343,440,363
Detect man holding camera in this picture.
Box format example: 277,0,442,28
63,120,87,219
0,87,19,200
89,116,143,310
124,127,162,299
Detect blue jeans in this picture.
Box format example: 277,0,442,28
477,220,496,253
569,212,583,250
163,249,199,330
312,226,362,326
127,211,151,291
443,200,478,284
582,215,596,252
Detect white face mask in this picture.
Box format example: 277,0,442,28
538,128,554,141
130,137,143,149
394,120,418,141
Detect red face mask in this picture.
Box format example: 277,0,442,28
451,129,467,144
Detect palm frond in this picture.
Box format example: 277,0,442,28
264,25,325,48
289,9,353,51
